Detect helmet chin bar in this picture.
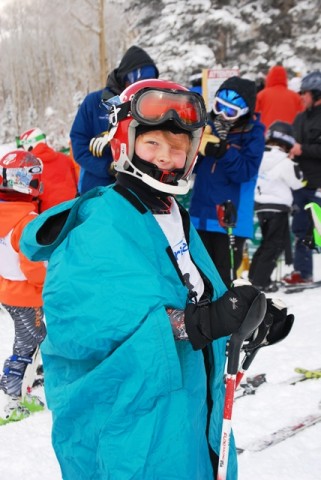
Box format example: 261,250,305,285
114,144,191,195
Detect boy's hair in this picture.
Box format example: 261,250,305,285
136,127,192,154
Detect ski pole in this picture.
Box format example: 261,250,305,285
235,314,273,389
235,298,295,389
216,200,238,285
217,291,266,480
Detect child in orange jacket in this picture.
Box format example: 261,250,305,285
0,150,47,425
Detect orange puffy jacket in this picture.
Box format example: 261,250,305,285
0,201,46,307
255,65,303,129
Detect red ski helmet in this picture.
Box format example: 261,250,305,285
107,79,207,194
0,150,43,197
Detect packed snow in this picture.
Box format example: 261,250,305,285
0,256,321,480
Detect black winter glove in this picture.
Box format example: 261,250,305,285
199,125,228,159
185,285,263,350
245,298,294,351
199,125,221,155
204,139,228,159
205,117,232,158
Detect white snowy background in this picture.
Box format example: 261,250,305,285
0,139,320,480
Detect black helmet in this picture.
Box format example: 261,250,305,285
301,71,321,100
266,121,295,150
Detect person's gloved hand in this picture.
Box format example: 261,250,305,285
199,125,221,155
244,298,294,351
89,131,110,157
185,285,265,350
199,124,229,159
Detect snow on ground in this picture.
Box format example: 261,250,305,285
0,255,321,479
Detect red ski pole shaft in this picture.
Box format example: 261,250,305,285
217,292,266,480
217,374,236,480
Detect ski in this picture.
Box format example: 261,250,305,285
294,367,321,379
235,368,321,400
282,279,321,294
237,411,321,453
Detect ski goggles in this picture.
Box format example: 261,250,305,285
125,66,158,85
213,96,249,120
107,88,207,131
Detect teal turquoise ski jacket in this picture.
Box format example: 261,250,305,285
21,185,238,480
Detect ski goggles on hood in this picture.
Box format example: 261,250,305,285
107,88,207,132
213,96,249,121
125,66,158,85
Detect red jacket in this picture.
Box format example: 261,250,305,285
255,65,303,129
32,143,78,212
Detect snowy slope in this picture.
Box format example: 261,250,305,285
1,256,321,480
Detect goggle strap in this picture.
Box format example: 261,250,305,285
2,167,7,187
109,102,131,126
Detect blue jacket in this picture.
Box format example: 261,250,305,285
70,88,115,194
189,116,265,236
20,186,237,480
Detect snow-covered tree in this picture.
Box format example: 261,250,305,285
0,96,17,144
0,0,320,146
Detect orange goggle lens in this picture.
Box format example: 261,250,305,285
132,88,206,131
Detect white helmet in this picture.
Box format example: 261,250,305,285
16,128,46,151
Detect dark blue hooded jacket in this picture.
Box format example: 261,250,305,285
70,46,159,194
190,77,265,238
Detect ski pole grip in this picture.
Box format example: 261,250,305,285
227,292,267,375
241,347,260,371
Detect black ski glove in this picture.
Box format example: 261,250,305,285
204,138,228,159
199,125,221,155
201,117,232,158
198,120,232,159
185,285,263,350
245,298,295,351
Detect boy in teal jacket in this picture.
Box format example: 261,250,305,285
21,79,270,479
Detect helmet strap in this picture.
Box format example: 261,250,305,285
116,172,172,214
132,153,184,185
2,167,7,187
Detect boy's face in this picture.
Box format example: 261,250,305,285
300,91,313,109
135,130,190,171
